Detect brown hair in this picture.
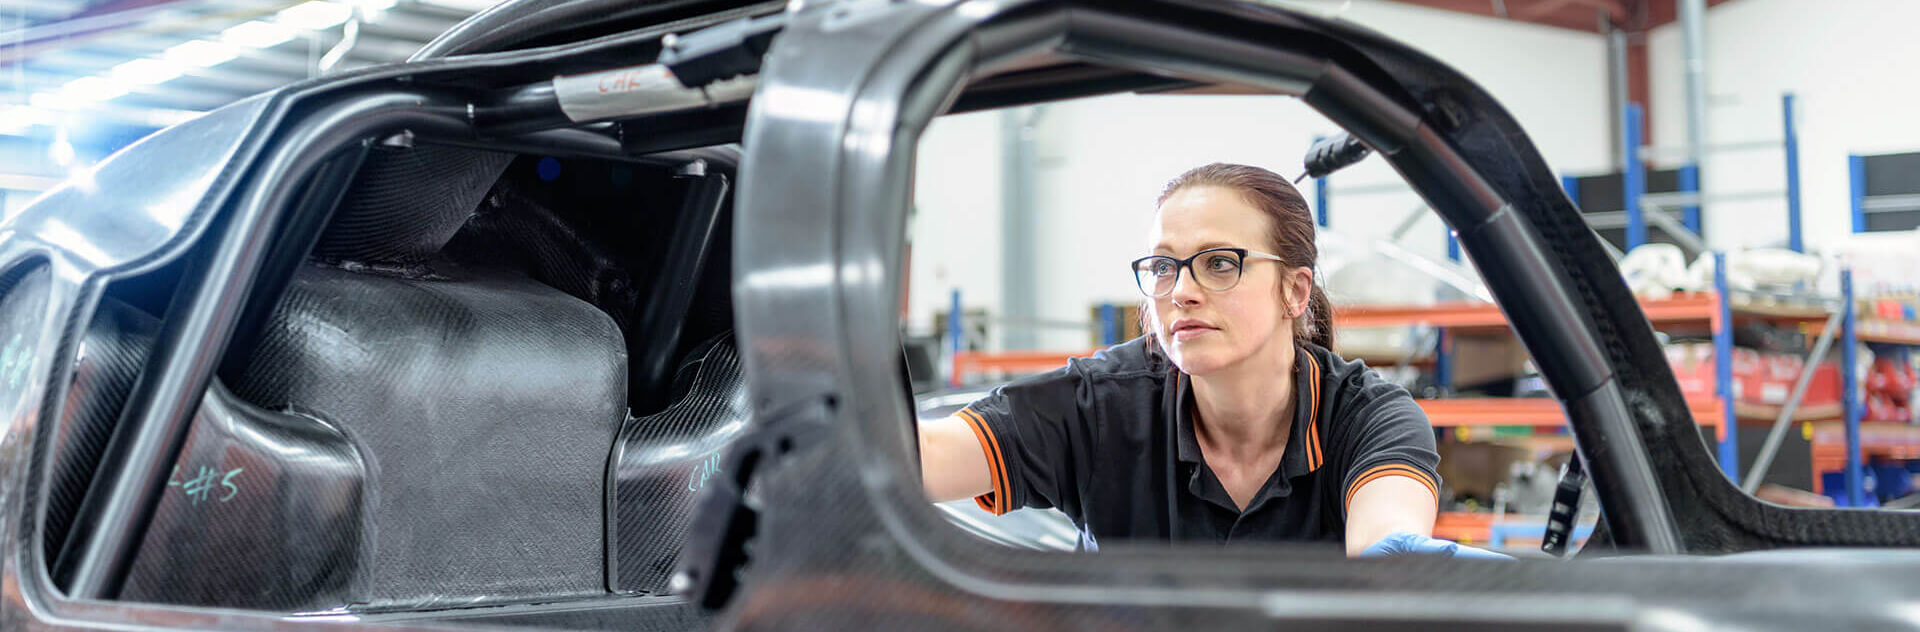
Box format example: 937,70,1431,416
1154,163,1334,350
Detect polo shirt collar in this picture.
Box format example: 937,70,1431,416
1172,345,1326,508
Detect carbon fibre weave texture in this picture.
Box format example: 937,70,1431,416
225,263,626,610
46,299,157,564
445,166,696,408
613,334,750,595
312,145,513,265
50,298,365,610
120,384,367,611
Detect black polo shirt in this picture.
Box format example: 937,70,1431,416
956,336,1440,546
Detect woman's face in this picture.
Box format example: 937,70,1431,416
1147,186,1307,376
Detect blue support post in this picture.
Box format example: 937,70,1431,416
1315,177,1330,227
1445,231,1460,262
1678,164,1701,235
1315,179,1330,229
1100,303,1118,346
948,289,963,386
1558,173,1581,257
1550,174,1580,264
1712,252,1739,480
1841,268,1863,506
1782,94,1803,252
1623,104,1647,250
1849,154,1867,234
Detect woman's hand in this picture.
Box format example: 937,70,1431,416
1358,532,1511,560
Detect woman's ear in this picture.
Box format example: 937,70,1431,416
1288,267,1313,318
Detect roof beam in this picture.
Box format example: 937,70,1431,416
1,70,240,113
0,0,284,65
357,10,459,42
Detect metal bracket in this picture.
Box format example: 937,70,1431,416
657,13,788,88
1542,454,1587,557
671,395,832,610
1298,132,1371,182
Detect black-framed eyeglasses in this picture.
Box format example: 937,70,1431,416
1130,247,1287,298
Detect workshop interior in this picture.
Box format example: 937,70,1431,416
0,0,1918,630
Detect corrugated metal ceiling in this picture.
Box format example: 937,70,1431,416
0,0,493,201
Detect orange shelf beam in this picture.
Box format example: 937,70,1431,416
1417,397,1723,438
1334,302,1515,329
1809,421,1920,461
1334,293,1832,331
952,350,1092,377
1734,401,1842,423
1807,421,1920,492
1433,512,1585,549
1432,511,1495,544
1857,319,1920,346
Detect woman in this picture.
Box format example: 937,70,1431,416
919,163,1442,555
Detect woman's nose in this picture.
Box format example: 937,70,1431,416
1168,266,1205,306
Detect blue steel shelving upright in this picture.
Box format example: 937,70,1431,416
1836,150,1920,506
1840,269,1863,506
1606,94,1818,483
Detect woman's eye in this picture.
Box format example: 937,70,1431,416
1152,261,1176,276
1206,255,1238,272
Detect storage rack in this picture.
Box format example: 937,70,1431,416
1850,151,1920,233
1565,95,1805,255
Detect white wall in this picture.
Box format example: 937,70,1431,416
909,110,1003,341
1647,0,1920,256
911,0,1613,351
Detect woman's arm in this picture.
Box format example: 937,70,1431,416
919,415,995,503
1326,368,1443,556
1344,475,1438,556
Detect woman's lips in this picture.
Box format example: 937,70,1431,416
1173,328,1215,341
1171,322,1217,341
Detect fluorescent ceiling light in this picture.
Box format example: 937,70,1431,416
276,1,352,29
0,106,49,124
109,58,185,85
164,40,239,68
418,0,499,12
0,106,52,136
221,20,295,49
28,93,70,110
345,0,396,21
59,77,129,104
49,136,76,167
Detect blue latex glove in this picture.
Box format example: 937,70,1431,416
1359,531,1513,560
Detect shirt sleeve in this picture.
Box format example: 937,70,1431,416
956,364,1098,520
1326,374,1442,518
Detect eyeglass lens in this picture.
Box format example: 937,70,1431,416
1133,250,1244,297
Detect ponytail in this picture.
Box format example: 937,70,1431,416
1299,283,1335,351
